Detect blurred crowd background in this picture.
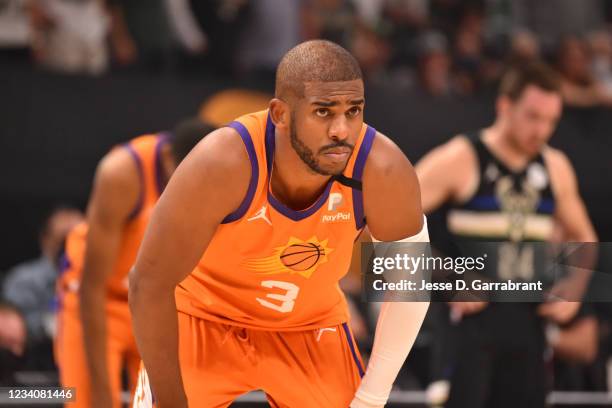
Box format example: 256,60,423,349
3,0,612,102
2,0,612,406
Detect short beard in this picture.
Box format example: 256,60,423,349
289,111,353,176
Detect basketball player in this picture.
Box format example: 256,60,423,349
130,40,430,408
54,118,213,408
416,63,597,407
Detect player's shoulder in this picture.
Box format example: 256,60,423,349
187,126,251,173
418,134,477,170
437,134,476,159
542,145,573,170
366,131,412,174
362,131,423,239
542,145,576,186
95,143,140,190
175,126,252,203
165,126,252,223
362,131,417,189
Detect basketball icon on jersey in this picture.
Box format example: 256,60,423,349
281,242,325,271
243,236,333,278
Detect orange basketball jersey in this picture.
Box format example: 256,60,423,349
57,134,169,303
176,110,376,330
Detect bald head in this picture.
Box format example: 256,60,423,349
275,40,363,101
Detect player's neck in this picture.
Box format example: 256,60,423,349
484,123,531,171
271,134,332,211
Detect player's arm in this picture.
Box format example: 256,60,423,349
545,148,597,243
79,149,140,408
538,148,598,324
414,136,476,214
129,128,250,408
350,133,429,408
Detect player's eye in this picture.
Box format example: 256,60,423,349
315,108,330,118
347,106,362,117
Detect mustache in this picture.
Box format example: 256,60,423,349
318,141,355,154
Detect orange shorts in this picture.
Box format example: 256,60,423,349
134,312,364,408
55,294,140,408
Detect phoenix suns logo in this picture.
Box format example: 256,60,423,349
243,236,333,278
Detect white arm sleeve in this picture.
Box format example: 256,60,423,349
350,217,430,408
370,216,430,244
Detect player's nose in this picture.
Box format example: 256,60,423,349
328,116,349,142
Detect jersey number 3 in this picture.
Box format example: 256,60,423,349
256,280,300,313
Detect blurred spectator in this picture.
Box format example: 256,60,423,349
302,0,357,50
164,0,207,58
384,0,430,27
382,0,431,69
162,0,208,75
588,30,612,96
185,0,251,76
305,0,390,78
237,0,299,82
430,0,478,38
456,5,485,36
556,36,612,107
0,0,30,61
452,9,485,94
511,0,605,54
2,207,82,349
558,37,594,88
104,1,136,67
106,0,173,71
483,0,514,45
0,302,26,386
28,0,109,75
351,0,385,28
351,25,392,78
509,29,541,63
416,31,453,97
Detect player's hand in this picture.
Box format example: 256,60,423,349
538,301,581,325
448,301,488,319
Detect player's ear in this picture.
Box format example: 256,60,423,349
269,98,290,130
496,95,512,117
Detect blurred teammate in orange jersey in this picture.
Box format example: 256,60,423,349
54,118,214,408
130,40,430,408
